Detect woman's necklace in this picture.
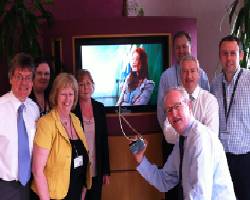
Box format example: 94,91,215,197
61,116,74,139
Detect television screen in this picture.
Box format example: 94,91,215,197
74,34,170,112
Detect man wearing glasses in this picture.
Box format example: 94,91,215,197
0,53,39,200
133,87,235,200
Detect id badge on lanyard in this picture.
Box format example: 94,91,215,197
74,155,83,169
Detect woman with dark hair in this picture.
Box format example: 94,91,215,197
29,57,52,116
117,47,155,105
74,69,110,200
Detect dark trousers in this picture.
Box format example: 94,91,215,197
226,152,250,200
85,176,103,200
162,139,179,200
0,179,30,200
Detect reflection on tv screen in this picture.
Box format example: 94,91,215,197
80,43,163,107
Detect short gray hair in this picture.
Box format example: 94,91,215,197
180,55,200,70
163,86,189,109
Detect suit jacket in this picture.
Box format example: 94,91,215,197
74,98,110,177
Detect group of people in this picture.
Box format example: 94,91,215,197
132,32,250,200
0,31,249,200
0,53,110,200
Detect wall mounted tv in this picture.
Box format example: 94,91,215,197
73,33,170,113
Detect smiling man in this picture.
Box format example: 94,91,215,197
163,56,219,144
211,35,250,200
133,87,236,200
156,32,210,200
157,31,210,130
0,53,39,200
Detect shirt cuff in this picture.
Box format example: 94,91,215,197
137,156,151,173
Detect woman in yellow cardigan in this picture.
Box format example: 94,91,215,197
32,73,91,200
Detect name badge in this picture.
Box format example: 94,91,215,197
74,155,83,169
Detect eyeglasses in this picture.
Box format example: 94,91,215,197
165,102,183,113
13,74,33,82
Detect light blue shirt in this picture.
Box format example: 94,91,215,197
211,68,250,154
117,78,154,106
157,64,210,129
137,120,236,200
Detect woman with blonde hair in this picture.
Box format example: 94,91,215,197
32,72,91,200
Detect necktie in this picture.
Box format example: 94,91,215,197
189,94,194,101
17,104,31,186
178,135,185,200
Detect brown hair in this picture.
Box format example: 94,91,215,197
76,69,94,85
219,35,243,51
173,31,191,45
8,52,34,79
128,47,148,91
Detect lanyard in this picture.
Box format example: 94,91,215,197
222,69,243,122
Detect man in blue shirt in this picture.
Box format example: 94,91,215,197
133,87,236,200
157,31,209,130
211,35,250,200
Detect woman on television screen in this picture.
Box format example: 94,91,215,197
117,47,155,106
74,69,110,200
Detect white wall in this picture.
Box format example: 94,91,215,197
138,0,234,80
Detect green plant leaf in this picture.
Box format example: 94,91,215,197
0,0,54,62
229,0,239,24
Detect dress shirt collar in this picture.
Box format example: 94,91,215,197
175,63,180,69
175,63,181,74
9,91,28,112
173,63,181,84
190,86,201,101
181,117,195,137
222,67,241,85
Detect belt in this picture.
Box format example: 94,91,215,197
0,178,17,182
226,151,250,156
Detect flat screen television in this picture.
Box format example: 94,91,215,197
73,34,170,113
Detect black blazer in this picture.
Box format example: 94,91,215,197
74,98,110,177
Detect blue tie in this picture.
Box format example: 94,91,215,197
17,104,31,186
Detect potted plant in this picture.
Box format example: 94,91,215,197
228,0,250,68
0,0,53,62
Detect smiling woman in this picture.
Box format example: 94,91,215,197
74,69,110,200
31,73,92,200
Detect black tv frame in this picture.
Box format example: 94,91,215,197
73,33,170,113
